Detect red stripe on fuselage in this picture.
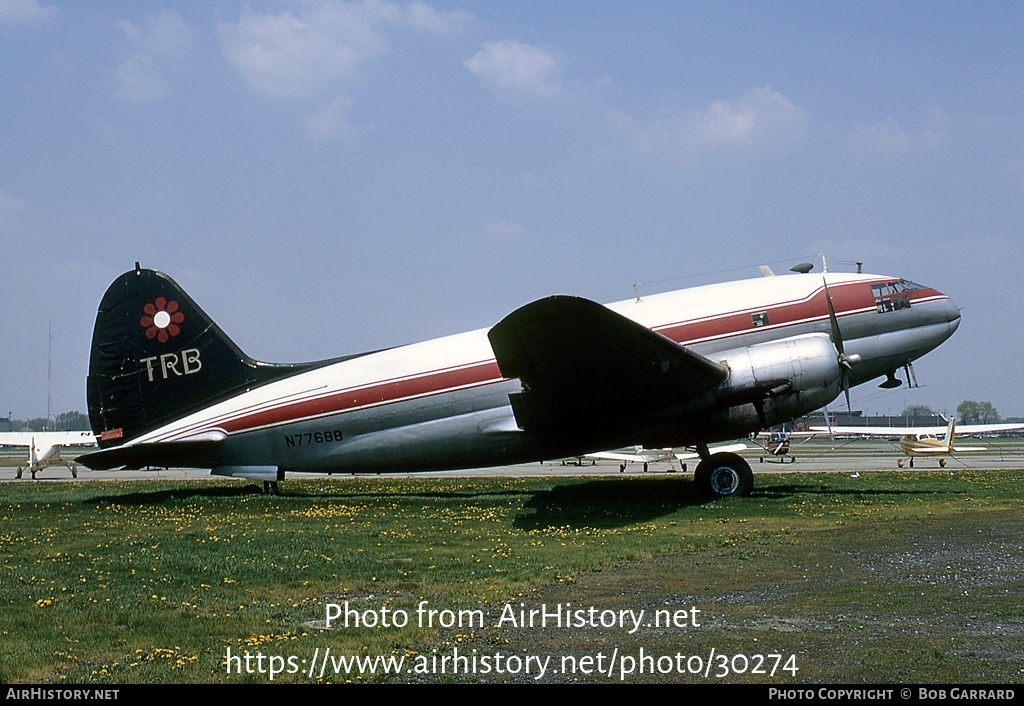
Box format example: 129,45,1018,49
169,279,943,438
213,360,504,435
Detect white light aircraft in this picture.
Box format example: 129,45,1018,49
80,264,961,497
586,443,749,474
751,428,823,463
0,431,97,479
809,418,1024,467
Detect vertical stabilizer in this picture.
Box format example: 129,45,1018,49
87,267,302,447
945,417,957,449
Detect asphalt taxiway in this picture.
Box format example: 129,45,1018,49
3,438,1023,482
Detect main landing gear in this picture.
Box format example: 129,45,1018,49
897,457,946,469
693,448,754,498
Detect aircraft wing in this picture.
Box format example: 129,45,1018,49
586,442,748,464
0,431,97,448
585,450,665,463
950,423,1024,435
488,295,728,432
809,425,945,437
811,422,1024,437
674,442,749,460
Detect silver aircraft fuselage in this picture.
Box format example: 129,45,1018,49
84,270,959,480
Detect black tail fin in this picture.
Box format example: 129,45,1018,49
87,265,302,447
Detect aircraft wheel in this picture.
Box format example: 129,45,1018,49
909,458,914,468
897,458,905,468
16,467,23,479
939,458,947,468
694,452,753,498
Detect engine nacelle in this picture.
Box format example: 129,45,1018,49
716,333,841,426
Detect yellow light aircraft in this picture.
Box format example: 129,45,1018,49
809,418,1024,468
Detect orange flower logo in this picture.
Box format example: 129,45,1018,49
140,297,184,343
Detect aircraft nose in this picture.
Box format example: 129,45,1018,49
944,296,961,335
937,291,962,336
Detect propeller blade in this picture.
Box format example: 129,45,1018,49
821,405,835,442
823,277,845,356
824,277,853,413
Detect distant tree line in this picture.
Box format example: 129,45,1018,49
3,411,90,431
897,401,1002,425
956,400,1000,424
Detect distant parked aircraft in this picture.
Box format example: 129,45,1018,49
586,443,749,473
809,418,1024,467
0,431,97,479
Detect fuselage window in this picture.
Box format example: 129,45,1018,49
752,312,769,327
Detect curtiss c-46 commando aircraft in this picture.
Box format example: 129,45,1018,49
80,263,961,497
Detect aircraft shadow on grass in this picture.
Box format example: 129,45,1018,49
82,483,538,506
82,478,956,534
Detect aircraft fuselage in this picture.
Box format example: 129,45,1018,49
86,271,959,479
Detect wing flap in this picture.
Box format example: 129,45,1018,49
487,295,727,432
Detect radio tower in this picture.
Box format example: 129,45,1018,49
47,319,53,430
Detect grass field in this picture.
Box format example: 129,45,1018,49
2,469,1022,683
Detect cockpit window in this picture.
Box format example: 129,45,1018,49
871,279,925,298
873,279,917,314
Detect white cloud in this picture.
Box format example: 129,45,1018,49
843,119,945,157
464,40,562,99
483,221,530,243
115,10,193,103
119,9,193,65
220,0,469,101
0,0,57,24
609,86,805,164
304,95,365,140
115,54,168,103
0,187,25,218
403,1,471,33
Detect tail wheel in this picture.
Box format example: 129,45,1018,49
694,452,753,498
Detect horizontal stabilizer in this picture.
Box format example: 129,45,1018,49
78,440,220,470
488,295,727,432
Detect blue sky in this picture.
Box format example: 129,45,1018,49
2,0,1023,422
